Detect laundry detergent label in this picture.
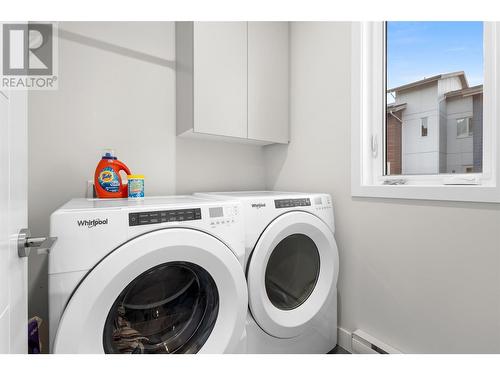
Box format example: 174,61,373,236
98,167,120,193
128,179,144,198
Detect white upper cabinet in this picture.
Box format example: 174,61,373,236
248,22,289,144
193,22,248,139
176,22,289,145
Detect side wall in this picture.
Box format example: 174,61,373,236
386,111,402,175
473,93,484,172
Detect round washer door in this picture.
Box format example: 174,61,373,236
53,228,248,354
247,211,339,339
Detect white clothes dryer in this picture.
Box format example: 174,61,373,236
48,196,247,354
195,191,339,354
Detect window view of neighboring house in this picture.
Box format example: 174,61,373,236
386,72,483,175
386,22,483,176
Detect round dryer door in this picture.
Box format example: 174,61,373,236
53,228,247,354
247,211,339,339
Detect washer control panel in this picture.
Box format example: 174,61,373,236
274,198,311,208
129,208,202,226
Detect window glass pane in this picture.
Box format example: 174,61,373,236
265,234,320,310
386,22,483,175
103,262,219,354
457,118,469,137
421,118,428,137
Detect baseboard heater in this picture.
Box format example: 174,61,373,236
351,330,402,354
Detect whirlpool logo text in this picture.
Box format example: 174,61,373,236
77,218,109,228
251,203,266,209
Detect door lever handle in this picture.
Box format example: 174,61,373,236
18,228,58,258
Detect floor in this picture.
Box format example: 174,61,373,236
328,345,350,354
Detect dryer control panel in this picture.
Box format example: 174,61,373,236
208,205,238,227
274,198,311,208
129,208,202,226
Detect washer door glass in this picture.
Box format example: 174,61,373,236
265,234,320,310
103,261,219,354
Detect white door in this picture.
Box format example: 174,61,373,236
0,88,29,353
54,228,248,354
247,211,339,338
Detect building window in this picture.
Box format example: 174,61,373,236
456,117,473,138
421,118,428,137
352,22,500,202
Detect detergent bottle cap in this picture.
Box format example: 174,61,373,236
102,148,115,160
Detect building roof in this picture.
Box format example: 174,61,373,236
387,71,468,93
386,103,407,113
444,84,483,99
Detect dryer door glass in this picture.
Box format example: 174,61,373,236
265,234,320,310
102,261,219,354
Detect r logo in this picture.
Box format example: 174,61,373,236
3,23,53,75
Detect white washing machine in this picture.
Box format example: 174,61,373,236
48,196,248,354
195,191,339,354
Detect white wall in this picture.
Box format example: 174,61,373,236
438,75,463,97
265,22,500,353
397,84,440,174
27,22,266,351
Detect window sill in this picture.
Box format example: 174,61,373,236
352,183,500,203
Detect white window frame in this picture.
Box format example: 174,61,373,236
351,22,500,203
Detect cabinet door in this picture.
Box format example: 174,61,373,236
193,22,247,139
248,22,289,144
